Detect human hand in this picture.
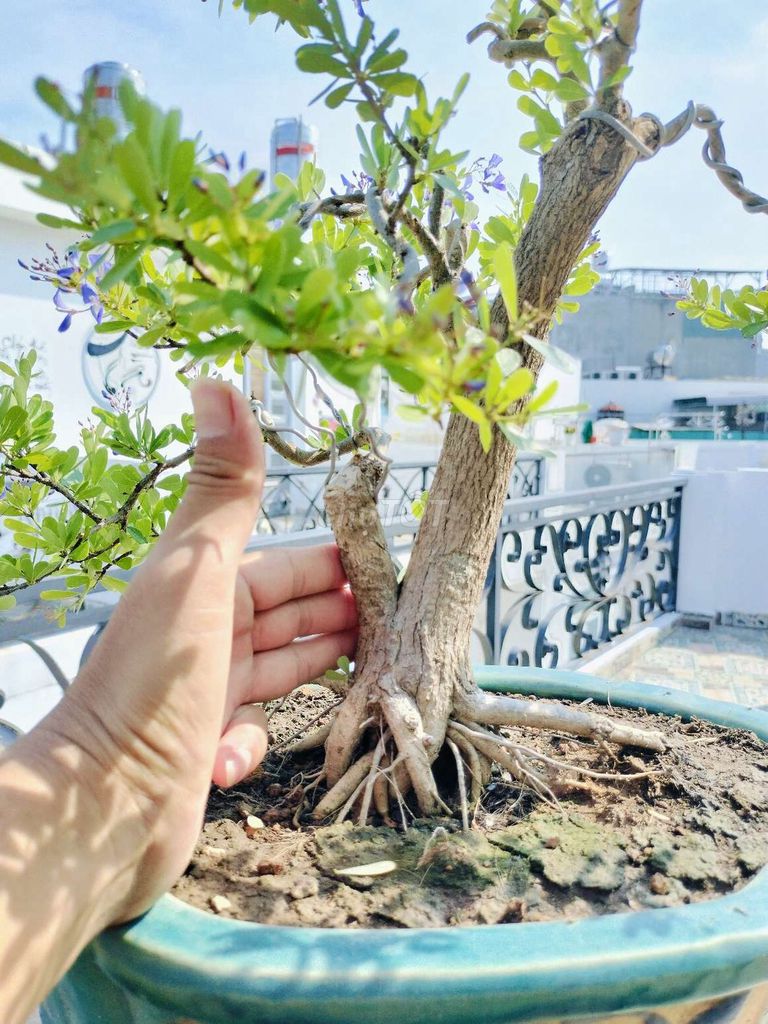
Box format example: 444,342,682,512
4,380,356,934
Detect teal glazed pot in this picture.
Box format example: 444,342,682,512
42,669,768,1024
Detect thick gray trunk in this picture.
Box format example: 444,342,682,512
322,108,663,814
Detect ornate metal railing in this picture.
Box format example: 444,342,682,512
0,477,683,731
258,455,543,534
478,479,684,667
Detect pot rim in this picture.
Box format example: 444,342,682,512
92,669,768,1022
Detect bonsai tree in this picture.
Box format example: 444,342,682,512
0,0,765,822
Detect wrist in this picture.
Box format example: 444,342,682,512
8,698,149,924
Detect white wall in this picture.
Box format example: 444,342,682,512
676,468,768,617
580,378,768,422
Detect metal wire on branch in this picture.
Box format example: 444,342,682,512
578,101,768,215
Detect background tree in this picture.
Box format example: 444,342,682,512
0,0,765,821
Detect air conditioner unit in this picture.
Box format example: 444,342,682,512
584,462,613,488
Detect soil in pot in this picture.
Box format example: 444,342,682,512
172,686,768,929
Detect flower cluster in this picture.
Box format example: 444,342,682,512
462,154,506,201
338,170,373,194
18,245,109,333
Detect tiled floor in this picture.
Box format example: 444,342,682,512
602,624,768,707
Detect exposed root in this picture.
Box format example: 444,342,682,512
378,678,443,815
449,720,561,808
313,751,374,820
459,690,667,752
357,730,390,826
285,720,334,754
445,736,470,831
446,726,484,808
324,681,369,786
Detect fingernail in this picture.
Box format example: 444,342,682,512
220,746,252,788
192,379,233,439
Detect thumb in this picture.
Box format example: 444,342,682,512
160,378,264,561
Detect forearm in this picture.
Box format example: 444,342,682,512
0,710,140,1024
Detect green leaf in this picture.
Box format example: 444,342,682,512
371,72,419,97
554,77,589,102
326,82,354,108
522,333,578,373
498,367,534,406
36,213,87,230
40,590,75,602
742,320,768,339
101,575,128,593
381,360,424,394
365,28,400,69
167,139,197,211
498,423,529,449
366,48,408,74
451,394,486,425
296,43,350,76
0,139,43,175
531,69,558,91
99,247,145,290
34,77,76,120
88,220,138,245
493,242,518,320
526,379,559,413
115,137,159,214
0,595,17,611
94,319,137,335
478,418,493,453
507,70,530,92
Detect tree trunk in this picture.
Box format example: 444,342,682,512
320,108,664,818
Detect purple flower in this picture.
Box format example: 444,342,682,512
339,170,373,194
20,244,109,331
207,149,230,172
102,384,133,414
463,155,507,200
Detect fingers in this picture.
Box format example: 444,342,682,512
248,629,357,703
161,380,265,565
213,704,269,789
251,587,358,652
241,544,347,611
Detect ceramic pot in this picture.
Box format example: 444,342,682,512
42,668,768,1024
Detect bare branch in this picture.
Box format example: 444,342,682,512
466,21,506,45
399,209,452,287
597,0,644,95
298,192,365,230
105,445,195,528
260,426,369,467
427,183,444,238
2,464,102,524
486,37,552,67
579,99,768,216
694,105,768,214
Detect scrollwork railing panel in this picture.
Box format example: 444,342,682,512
476,484,683,669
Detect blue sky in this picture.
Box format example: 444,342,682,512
2,1,767,272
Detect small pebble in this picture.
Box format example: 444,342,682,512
257,860,284,876
649,872,670,895
244,815,265,837
544,836,560,849
209,894,232,914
